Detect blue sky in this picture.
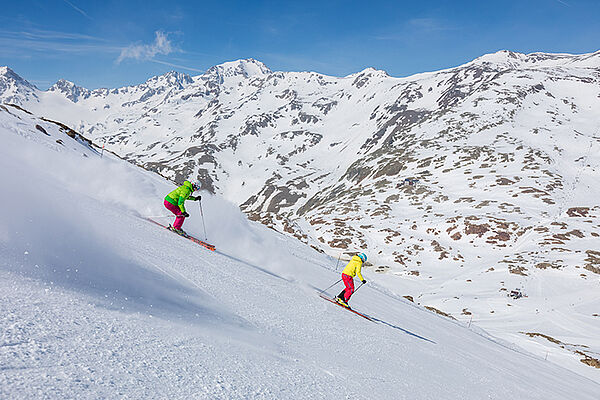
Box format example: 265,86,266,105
1,0,599,89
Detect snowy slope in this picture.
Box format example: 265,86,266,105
1,50,599,381
1,107,599,398
0,102,97,156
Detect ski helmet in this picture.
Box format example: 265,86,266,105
357,252,367,263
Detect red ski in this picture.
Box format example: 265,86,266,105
319,293,373,321
145,218,216,251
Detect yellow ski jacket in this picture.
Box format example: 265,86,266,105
342,255,364,281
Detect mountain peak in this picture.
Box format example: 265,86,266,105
0,66,12,75
49,78,90,103
52,78,77,88
470,50,529,69
0,66,38,104
146,70,194,87
0,66,16,77
0,66,37,89
470,49,600,69
354,67,390,78
206,59,272,80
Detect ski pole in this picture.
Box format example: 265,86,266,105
319,278,342,295
144,215,176,219
198,199,208,241
354,281,367,293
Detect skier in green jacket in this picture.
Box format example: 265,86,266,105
164,180,201,234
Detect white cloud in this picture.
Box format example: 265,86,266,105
117,31,174,63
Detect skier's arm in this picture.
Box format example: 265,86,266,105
356,264,364,282
178,192,190,212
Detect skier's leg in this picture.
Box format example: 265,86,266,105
164,200,184,229
342,273,355,301
337,274,349,300
174,214,186,230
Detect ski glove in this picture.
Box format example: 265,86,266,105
195,195,201,201
182,212,190,217
362,280,367,284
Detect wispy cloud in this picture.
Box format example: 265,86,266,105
0,28,192,73
116,31,175,63
150,59,204,73
2,28,102,42
555,0,570,6
0,28,118,56
63,0,92,20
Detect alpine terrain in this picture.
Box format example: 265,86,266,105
1,49,599,386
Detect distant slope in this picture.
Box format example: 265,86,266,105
0,103,96,155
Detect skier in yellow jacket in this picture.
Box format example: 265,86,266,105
336,253,367,307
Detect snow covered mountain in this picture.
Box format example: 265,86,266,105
1,50,599,380
1,104,599,398
0,66,39,104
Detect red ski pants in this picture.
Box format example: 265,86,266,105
164,199,186,229
342,273,355,301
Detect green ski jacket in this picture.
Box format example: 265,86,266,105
165,181,196,213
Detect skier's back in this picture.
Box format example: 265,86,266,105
164,180,200,234
337,253,367,307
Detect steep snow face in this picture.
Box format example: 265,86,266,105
1,50,600,380
0,67,39,104
1,108,599,399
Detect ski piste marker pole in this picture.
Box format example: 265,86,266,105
199,199,208,241
100,138,106,158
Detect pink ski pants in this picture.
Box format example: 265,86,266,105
164,199,186,229
342,273,355,301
